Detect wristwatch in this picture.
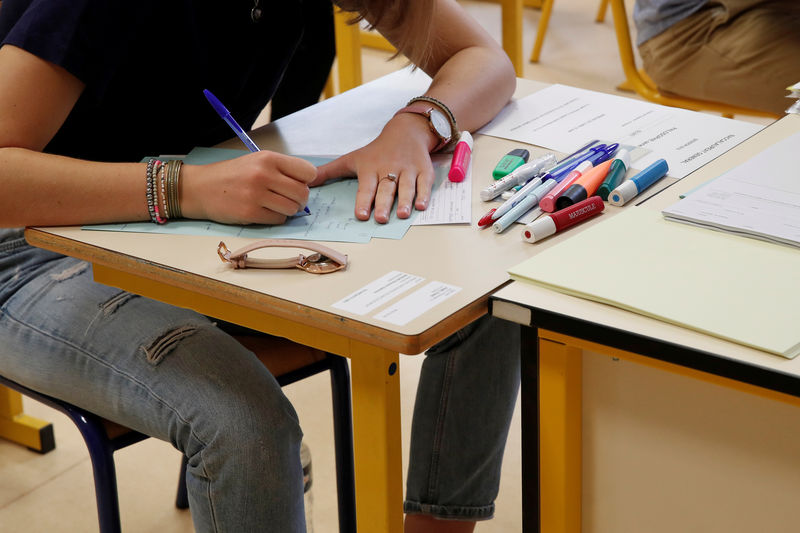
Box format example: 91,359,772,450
394,102,454,153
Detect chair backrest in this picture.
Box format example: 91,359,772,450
608,0,778,119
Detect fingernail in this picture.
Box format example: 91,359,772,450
357,208,369,219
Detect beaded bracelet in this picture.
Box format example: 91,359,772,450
159,161,170,221
145,159,162,224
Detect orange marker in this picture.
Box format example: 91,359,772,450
554,159,613,211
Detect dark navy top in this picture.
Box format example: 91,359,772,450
0,0,305,162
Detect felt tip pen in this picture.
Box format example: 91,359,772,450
448,131,473,183
477,208,496,228
608,158,669,206
554,159,613,211
539,160,593,212
480,152,556,201
554,140,603,170
491,174,546,220
522,196,605,243
204,89,311,215
597,149,631,200
492,179,557,233
492,148,530,179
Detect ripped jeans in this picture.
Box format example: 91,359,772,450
0,230,520,530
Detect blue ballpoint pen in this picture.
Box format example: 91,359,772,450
203,89,311,214
203,89,260,152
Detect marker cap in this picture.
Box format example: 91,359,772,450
554,184,587,211
522,216,556,243
492,148,530,179
608,180,638,206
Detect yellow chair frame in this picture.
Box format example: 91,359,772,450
331,1,527,96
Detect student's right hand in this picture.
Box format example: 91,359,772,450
181,151,316,225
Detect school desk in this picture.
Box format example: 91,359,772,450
20,70,556,533
491,113,800,532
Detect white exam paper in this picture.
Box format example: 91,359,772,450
662,131,800,248
479,84,762,179
412,155,472,225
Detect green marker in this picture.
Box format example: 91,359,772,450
492,148,530,180
597,149,631,200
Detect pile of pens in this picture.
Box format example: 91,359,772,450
477,140,669,242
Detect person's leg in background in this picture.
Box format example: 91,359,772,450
639,0,800,115
405,315,521,533
270,0,336,121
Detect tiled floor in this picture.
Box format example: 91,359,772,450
0,1,772,532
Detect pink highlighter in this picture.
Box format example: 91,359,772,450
448,131,473,182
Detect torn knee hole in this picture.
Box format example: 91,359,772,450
143,326,199,365
99,291,138,316
50,262,89,282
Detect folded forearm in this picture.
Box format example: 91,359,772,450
0,147,145,227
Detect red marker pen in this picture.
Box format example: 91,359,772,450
448,131,473,182
522,196,604,243
477,208,496,228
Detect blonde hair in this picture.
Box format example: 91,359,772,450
335,0,436,68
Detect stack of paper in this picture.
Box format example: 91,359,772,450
787,82,800,114
662,131,800,249
508,208,800,358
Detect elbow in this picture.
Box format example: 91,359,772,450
495,50,517,104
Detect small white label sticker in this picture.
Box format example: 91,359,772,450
331,271,425,315
373,282,462,326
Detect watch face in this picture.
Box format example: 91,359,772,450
429,108,452,139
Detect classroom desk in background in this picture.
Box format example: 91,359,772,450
21,71,559,533
491,113,800,533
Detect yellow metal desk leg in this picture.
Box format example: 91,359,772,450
349,341,403,533
539,338,581,533
0,386,55,453
530,0,555,63
501,0,525,77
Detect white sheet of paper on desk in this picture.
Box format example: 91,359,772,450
478,84,762,179
331,271,425,315
373,281,462,326
412,156,472,225
662,130,800,248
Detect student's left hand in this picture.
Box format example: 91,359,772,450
311,113,437,223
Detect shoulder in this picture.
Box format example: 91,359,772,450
0,0,159,85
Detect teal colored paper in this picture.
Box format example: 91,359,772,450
84,147,415,243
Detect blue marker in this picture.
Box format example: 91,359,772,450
608,158,669,206
542,143,615,184
204,89,311,215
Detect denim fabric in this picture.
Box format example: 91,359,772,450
405,314,521,521
0,236,305,533
2,233,520,527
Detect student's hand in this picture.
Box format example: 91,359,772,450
181,151,316,225
312,113,437,224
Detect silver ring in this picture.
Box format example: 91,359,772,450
380,173,398,184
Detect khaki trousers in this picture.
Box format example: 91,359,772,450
639,0,800,114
